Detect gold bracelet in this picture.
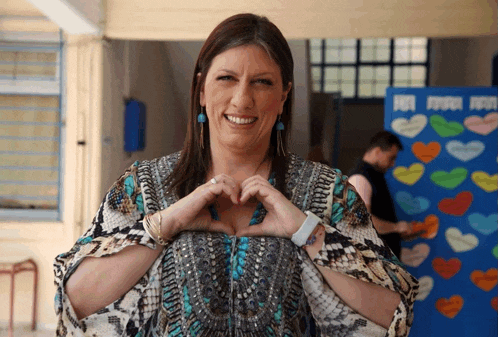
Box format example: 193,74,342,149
143,212,169,245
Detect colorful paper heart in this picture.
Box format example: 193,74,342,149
401,243,430,267
412,141,441,163
493,245,498,259
430,168,467,189
463,112,498,135
438,191,473,216
445,140,485,162
468,213,498,235
436,295,464,319
470,268,498,292
491,297,498,311
395,191,430,215
432,257,461,279
416,276,434,301
430,115,464,137
445,227,479,253
411,214,439,239
471,171,498,192
391,114,427,138
393,163,424,186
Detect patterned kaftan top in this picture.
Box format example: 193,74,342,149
53,153,418,337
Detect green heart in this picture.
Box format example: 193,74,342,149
430,115,464,137
493,245,498,259
430,168,468,189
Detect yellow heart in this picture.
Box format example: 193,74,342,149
471,172,498,192
393,163,425,186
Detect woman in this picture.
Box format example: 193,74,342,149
54,13,418,337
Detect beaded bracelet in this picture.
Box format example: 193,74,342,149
142,211,170,245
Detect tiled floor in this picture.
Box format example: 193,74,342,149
0,326,54,337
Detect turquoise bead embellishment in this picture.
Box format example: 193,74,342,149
276,120,284,131
197,112,207,123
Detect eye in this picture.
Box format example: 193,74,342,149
255,78,273,86
216,75,234,81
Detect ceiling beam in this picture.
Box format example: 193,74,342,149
104,0,497,41
26,0,102,35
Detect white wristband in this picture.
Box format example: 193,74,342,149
291,211,321,247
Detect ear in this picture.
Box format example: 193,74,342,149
198,72,206,106
281,81,292,102
279,81,292,112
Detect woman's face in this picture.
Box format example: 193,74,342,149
200,44,291,154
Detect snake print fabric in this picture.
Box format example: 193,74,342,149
53,152,418,336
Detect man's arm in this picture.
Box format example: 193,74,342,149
348,174,410,235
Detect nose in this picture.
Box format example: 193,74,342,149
231,82,254,109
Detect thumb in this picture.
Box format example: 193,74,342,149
210,220,236,236
236,224,268,238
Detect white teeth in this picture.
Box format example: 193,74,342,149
226,115,257,125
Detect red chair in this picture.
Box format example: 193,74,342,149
0,258,38,337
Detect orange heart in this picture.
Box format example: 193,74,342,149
435,295,464,318
411,214,439,239
412,141,441,164
470,268,498,292
491,297,498,311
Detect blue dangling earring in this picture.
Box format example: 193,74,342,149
276,114,285,156
198,106,207,149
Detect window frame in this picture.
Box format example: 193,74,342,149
0,33,65,222
310,38,431,104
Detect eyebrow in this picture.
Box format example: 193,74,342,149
218,69,276,77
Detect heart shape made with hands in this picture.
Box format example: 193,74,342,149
445,227,479,253
437,191,473,216
416,276,433,301
463,112,498,135
430,115,464,137
430,168,468,190
471,171,498,192
411,214,439,239
412,141,441,163
432,257,461,279
445,140,485,162
393,163,424,186
470,268,498,292
401,243,430,267
436,295,464,319
391,114,427,138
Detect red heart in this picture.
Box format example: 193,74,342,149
471,268,498,292
436,295,464,318
438,191,473,216
432,257,461,279
491,297,498,311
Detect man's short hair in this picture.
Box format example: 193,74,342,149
366,131,403,152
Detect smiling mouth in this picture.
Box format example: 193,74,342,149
225,115,257,125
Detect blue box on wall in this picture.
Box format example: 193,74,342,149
124,99,146,152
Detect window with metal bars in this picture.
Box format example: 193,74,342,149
310,38,430,102
0,40,63,220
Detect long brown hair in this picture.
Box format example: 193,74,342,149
167,13,294,198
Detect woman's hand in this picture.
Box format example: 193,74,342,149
236,175,306,239
160,174,240,239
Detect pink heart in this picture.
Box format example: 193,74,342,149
464,112,498,135
401,243,430,267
